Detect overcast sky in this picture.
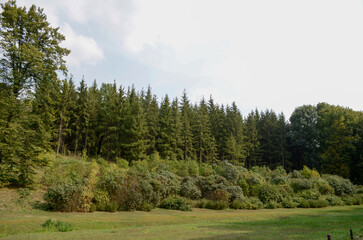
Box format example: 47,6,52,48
15,0,363,117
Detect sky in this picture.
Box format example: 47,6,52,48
12,0,363,117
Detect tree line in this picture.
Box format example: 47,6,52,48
0,1,362,187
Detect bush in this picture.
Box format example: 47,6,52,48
115,175,143,211
154,171,181,199
316,180,334,195
44,182,92,212
265,200,280,209
301,166,320,179
230,199,243,209
179,177,201,200
281,198,298,208
92,189,110,211
226,186,243,202
42,219,73,232
212,189,230,203
325,195,343,206
199,163,215,176
309,199,328,208
323,175,355,196
299,199,310,208
106,202,118,212
258,183,281,204
290,178,313,192
299,189,321,200
160,196,191,211
197,175,229,199
220,161,239,184
240,197,263,210
196,199,208,208
205,200,229,210
342,195,362,206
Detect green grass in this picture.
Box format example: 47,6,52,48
0,206,362,239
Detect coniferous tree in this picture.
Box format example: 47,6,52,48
119,87,147,162
245,110,262,168
180,90,194,160
225,102,246,165
171,98,183,160
142,87,159,155
193,98,217,163
157,95,174,159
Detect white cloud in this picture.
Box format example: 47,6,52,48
124,0,363,116
61,24,105,67
14,0,363,116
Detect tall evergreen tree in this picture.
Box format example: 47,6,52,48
180,90,194,160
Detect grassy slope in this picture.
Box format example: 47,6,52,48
0,205,362,240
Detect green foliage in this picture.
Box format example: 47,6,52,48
42,219,73,232
179,177,201,200
239,197,264,210
229,199,243,209
308,199,329,208
325,195,344,206
290,178,313,192
258,183,281,204
226,186,243,202
159,196,191,211
323,174,355,196
299,199,310,208
205,200,229,210
265,200,281,209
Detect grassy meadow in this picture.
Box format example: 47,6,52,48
0,192,362,240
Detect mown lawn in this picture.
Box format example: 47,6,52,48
0,206,362,239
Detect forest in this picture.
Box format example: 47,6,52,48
0,1,362,215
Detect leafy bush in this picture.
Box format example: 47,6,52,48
154,171,181,199
160,196,191,211
342,195,362,206
323,175,355,196
325,195,343,206
258,183,281,204
115,175,143,211
299,189,321,200
240,197,264,210
42,219,73,232
197,175,229,199
308,199,328,208
196,199,208,208
205,200,229,210
315,179,334,195
290,178,313,192
281,198,298,208
301,166,320,179
179,177,201,200
265,200,281,209
230,199,243,209
92,189,110,211
220,161,239,184
106,202,118,212
226,186,243,202
44,182,92,212
299,199,310,208
212,189,230,203
199,163,215,176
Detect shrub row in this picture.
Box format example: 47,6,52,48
42,157,362,212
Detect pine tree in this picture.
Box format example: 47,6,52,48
193,98,218,163
180,90,194,160
142,86,159,155
157,95,174,159
119,87,147,162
